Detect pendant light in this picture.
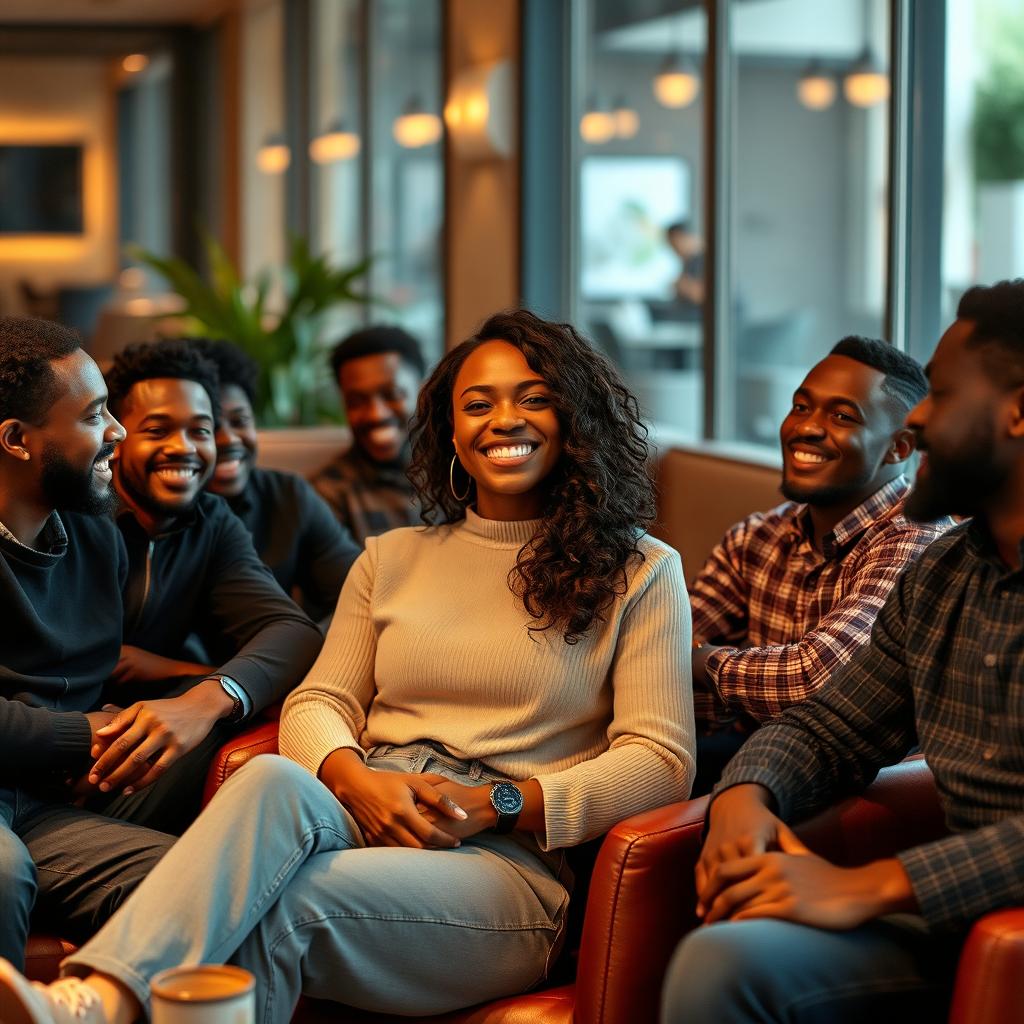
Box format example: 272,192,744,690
612,96,640,139
579,96,616,145
256,133,290,174
796,62,837,111
843,47,890,107
653,53,700,109
309,120,361,164
393,96,442,149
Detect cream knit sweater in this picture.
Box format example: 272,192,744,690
280,508,695,850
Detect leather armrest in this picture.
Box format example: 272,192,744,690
949,908,1024,1024
202,720,280,807
573,797,709,1024
794,757,946,866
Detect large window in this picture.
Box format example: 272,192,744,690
724,0,891,444
575,0,707,439
566,0,895,449
308,0,444,366
941,0,1024,327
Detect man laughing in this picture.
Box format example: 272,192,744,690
88,340,322,835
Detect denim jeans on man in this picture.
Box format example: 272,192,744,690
0,786,172,969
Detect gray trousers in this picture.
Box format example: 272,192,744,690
67,749,571,1023
0,786,174,970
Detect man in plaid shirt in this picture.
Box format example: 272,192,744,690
662,279,1024,1023
312,326,424,544
691,336,950,792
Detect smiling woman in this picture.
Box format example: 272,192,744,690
11,310,695,1024
411,309,659,644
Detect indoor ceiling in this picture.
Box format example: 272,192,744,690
0,0,241,26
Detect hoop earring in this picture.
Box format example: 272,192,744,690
449,454,472,502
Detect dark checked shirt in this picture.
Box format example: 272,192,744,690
690,477,951,725
310,446,420,545
716,518,1024,931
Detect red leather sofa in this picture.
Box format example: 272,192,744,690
24,738,1023,1024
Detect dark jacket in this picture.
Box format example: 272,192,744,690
118,492,323,713
226,467,359,622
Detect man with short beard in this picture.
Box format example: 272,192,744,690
660,278,1024,1023
84,340,323,836
688,336,951,793
0,317,173,970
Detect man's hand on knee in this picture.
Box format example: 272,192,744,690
700,832,917,930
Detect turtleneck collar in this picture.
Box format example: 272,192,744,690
457,506,542,547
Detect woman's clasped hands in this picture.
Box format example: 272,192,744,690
319,748,497,849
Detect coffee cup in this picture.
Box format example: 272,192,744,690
150,965,255,1024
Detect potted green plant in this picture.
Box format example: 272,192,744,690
128,233,372,426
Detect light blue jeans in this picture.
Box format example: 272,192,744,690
65,748,570,1023
660,916,963,1023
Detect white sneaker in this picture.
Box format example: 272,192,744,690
0,960,105,1024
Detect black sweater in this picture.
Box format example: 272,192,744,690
0,512,126,775
118,492,323,713
226,467,359,622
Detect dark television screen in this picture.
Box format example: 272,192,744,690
0,145,84,234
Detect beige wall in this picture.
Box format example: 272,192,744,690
444,0,520,348
0,56,118,307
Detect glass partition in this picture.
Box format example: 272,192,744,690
574,0,707,440
723,0,891,445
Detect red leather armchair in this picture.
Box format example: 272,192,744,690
24,741,1024,1024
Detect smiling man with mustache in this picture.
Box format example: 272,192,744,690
688,336,952,794
86,340,322,836
312,325,425,543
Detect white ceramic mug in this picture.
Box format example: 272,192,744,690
150,965,255,1024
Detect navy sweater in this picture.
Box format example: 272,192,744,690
0,512,126,776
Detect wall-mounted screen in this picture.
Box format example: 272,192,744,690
0,145,84,234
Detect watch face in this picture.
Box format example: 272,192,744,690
491,782,524,815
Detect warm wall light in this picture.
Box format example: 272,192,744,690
843,48,890,107
444,61,513,159
579,97,615,145
257,134,291,174
309,121,361,164
122,53,149,74
612,98,639,139
797,63,837,110
393,97,442,149
653,54,700,109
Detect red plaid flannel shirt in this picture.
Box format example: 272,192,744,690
690,476,951,725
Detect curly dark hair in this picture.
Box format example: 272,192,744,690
0,316,82,424
188,338,259,405
105,338,221,420
408,309,656,645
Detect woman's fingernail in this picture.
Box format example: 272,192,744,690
454,805,468,820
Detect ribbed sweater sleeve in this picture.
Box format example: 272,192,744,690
280,545,378,775
279,515,695,849
535,548,695,848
